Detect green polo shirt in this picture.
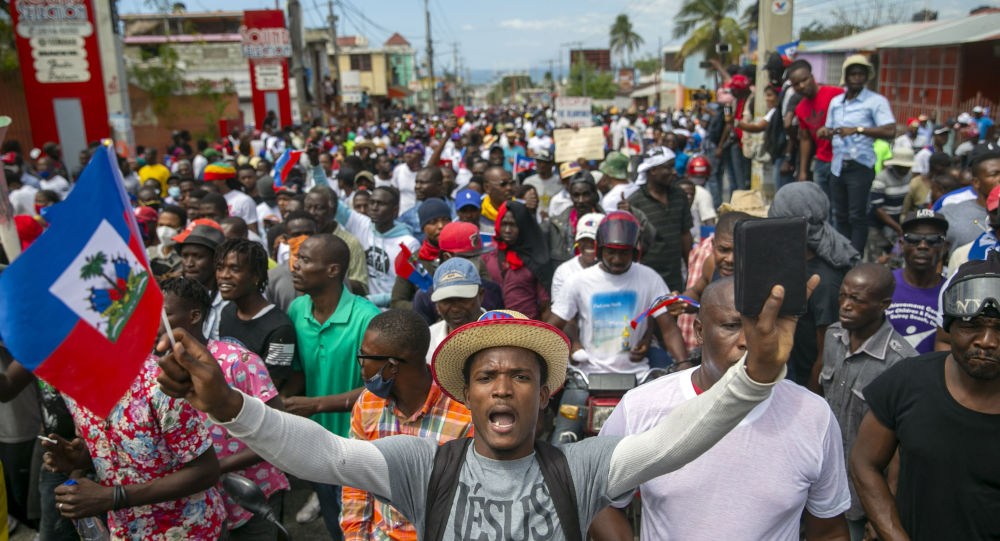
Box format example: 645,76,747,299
289,286,380,437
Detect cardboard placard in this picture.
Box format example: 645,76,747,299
554,127,605,163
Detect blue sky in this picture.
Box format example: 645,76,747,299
121,0,995,77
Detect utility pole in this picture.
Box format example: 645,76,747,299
655,35,662,109
327,1,342,112
452,41,460,106
288,0,309,122
424,0,435,111
753,0,794,196
547,58,555,97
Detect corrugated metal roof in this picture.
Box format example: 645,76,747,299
802,13,1000,52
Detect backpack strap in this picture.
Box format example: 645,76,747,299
423,438,582,541
424,437,473,541
534,440,583,541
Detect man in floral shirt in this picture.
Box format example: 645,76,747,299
49,355,226,538
160,277,290,538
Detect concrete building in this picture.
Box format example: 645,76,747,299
121,10,262,125
329,33,416,110
799,11,1000,124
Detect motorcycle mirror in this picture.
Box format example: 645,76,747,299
222,473,270,515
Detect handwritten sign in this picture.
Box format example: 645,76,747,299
554,97,593,128
554,127,605,163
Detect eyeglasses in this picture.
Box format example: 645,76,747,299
355,350,405,368
902,233,945,246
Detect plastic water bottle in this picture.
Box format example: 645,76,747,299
62,479,111,541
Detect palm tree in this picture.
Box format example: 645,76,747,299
672,0,744,62
79,251,118,290
609,14,644,68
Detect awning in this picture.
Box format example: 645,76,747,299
387,85,411,99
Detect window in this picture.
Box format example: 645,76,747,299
350,54,372,71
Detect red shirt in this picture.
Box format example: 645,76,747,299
795,85,845,162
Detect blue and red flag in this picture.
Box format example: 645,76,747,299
393,242,433,291
625,128,642,154
513,155,535,175
273,149,303,190
0,143,163,417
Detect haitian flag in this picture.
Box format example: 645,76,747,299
273,149,303,190
393,242,433,291
625,128,642,154
0,143,163,417
513,155,535,175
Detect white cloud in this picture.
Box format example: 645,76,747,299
498,18,555,30
461,24,474,31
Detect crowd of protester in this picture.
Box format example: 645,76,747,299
1,49,999,541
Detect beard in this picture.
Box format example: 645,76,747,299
954,348,1000,380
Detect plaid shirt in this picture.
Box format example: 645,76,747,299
340,383,474,541
679,235,714,352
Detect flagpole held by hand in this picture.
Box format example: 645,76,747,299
160,308,177,348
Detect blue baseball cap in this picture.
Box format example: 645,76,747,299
454,189,482,212
431,257,481,302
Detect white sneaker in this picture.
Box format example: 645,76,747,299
295,491,321,523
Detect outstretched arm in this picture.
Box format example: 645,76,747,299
155,330,393,500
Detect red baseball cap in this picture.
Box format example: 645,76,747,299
171,218,223,244
729,75,750,91
438,221,486,255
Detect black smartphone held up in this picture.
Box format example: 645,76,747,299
733,217,808,317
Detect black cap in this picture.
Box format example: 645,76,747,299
901,209,949,233
419,198,452,228
180,224,225,251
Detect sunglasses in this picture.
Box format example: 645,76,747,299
902,233,945,246
355,350,405,368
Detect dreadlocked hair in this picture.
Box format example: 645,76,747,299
214,237,270,293
159,276,212,316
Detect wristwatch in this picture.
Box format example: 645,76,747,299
856,126,865,134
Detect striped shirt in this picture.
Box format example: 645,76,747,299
869,168,913,225
627,184,693,292
340,383,474,541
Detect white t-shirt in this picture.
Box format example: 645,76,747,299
224,190,259,226
523,173,562,215
40,174,71,200
548,189,572,219
551,263,669,375
391,163,419,213
527,135,553,155
689,185,717,240
9,184,38,216
336,204,419,299
912,147,932,175
551,255,585,303
600,183,639,214
601,368,851,541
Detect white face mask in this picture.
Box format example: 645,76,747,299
156,225,180,247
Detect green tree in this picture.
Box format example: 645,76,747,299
672,0,744,62
634,54,662,76
0,0,18,73
128,44,185,118
609,14,644,68
565,61,616,100
487,74,534,104
191,77,236,140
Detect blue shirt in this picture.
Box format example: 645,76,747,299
825,88,896,175
397,197,457,243
977,116,994,141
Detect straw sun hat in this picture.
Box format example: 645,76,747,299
431,310,570,404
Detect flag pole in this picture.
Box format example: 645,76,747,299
0,117,21,263
160,308,177,348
